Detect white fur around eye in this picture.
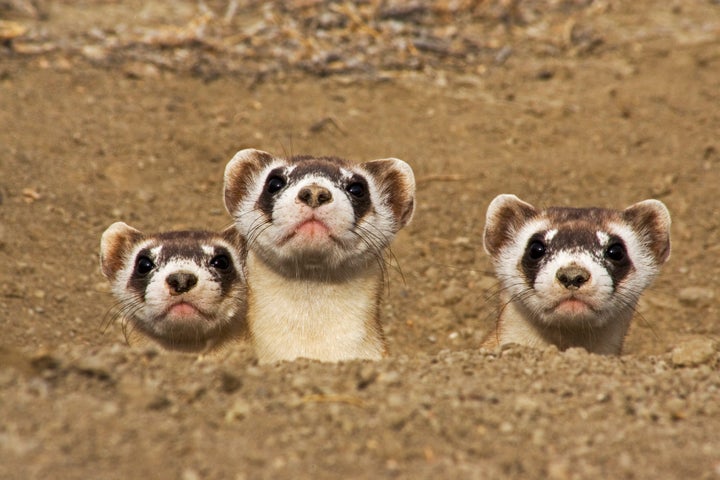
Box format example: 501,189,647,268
494,218,549,299
104,230,248,354
229,155,415,364
233,158,408,275
484,204,669,355
596,231,609,245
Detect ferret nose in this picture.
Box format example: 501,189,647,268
166,272,198,295
556,266,590,290
297,184,333,208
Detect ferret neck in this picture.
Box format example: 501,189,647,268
245,250,386,363
499,298,632,355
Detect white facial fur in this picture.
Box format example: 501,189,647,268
522,248,618,327
490,204,665,329
241,165,356,270
223,150,414,362
226,151,414,278
102,227,246,347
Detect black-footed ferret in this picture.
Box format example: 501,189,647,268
223,148,416,363
100,223,248,354
482,194,671,355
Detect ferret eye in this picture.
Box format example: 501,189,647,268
135,256,155,275
210,254,231,270
346,182,365,198
527,241,546,260
266,175,286,194
605,243,626,262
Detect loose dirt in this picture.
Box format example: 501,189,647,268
1,1,719,479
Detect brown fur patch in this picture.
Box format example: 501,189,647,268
622,200,671,264
221,225,247,258
483,195,538,256
100,223,144,280
362,159,415,228
223,149,276,215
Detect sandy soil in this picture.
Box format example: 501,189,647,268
1,1,719,478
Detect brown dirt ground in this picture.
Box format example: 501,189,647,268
1,1,719,479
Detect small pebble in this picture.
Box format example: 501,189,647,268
219,371,243,394
73,355,112,380
123,62,160,79
378,370,401,386
225,399,251,422
671,338,718,367
81,45,108,61
514,395,540,414
356,364,378,388
441,283,464,306
678,287,715,307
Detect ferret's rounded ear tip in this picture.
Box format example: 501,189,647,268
638,198,671,219
484,194,537,257
625,199,672,228
100,222,143,280
224,149,277,213
365,157,416,185
226,149,269,171
391,158,416,195
489,193,522,208
387,157,414,174
105,221,129,231
486,194,534,220
102,222,141,242
236,148,269,158
624,199,672,264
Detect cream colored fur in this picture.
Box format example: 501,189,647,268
482,300,631,355
246,251,385,364
481,194,671,355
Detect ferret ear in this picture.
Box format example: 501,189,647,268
361,158,416,230
220,225,247,256
223,149,276,215
622,199,671,264
100,222,144,280
483,194,538,256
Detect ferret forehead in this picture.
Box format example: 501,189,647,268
542,207,625,249
537,219,610,251
550,225,604,250
138,232,229,264
544,206,619,226
520,209,621,250
153,230,217,242
286,156,356,183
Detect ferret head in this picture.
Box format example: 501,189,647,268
223,149,415,278
484,194,671,329
100,223,247,351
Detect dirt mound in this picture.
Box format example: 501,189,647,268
1,1,719,478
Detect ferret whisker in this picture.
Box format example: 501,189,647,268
351,228,392,291
234,206,265,220
223,150,415,363
356,223,407,285
357,220,391,246
99,224,248,353
354,224,403,284
102,297,142,332
246,221,273,248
